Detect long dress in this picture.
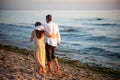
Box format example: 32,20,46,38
33,31,46,68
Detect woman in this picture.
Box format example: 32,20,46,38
30,22,54,74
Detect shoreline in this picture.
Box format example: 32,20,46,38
0,43,120,80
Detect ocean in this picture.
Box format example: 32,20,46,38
0,10,120,70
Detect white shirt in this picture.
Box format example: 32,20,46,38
35,22,61,46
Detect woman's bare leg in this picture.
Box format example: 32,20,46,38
43,67,46,74
34,51,43,74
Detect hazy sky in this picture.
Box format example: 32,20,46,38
0,0,120,10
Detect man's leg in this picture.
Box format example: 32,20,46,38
54,58,60,73
52,47,60,73
47,61,52,73
46,43,53,73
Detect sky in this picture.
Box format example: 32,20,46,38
0,0,120,10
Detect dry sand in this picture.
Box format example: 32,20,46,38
0,44,120,80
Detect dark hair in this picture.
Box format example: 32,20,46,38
34,21,44,39
35,22,42,27
46,14,52,22
35,30,44,39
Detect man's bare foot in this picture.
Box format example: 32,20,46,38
55,66,60,74
48,70,53,74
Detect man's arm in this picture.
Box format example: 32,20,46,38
35,25,44,30
35,25,55,38
57,27,61,45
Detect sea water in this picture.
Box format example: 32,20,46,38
0,10,120,70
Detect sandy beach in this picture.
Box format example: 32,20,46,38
0,44,120,80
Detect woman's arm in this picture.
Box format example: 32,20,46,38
30,30,34,42
45,31,57,38
44,31,52,37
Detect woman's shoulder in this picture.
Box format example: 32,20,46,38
32,29,34,32
31,30,35,34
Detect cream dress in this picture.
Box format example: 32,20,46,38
33,30,46,68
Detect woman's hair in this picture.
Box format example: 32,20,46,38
34,22,44,39
35,30,44,39
35,22,42,27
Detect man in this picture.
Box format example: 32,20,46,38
36,15,61,74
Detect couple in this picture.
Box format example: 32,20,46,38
30,15,61,75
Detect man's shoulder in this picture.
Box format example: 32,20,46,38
51,22,57,24
52,22,58,27
49,22,58,25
